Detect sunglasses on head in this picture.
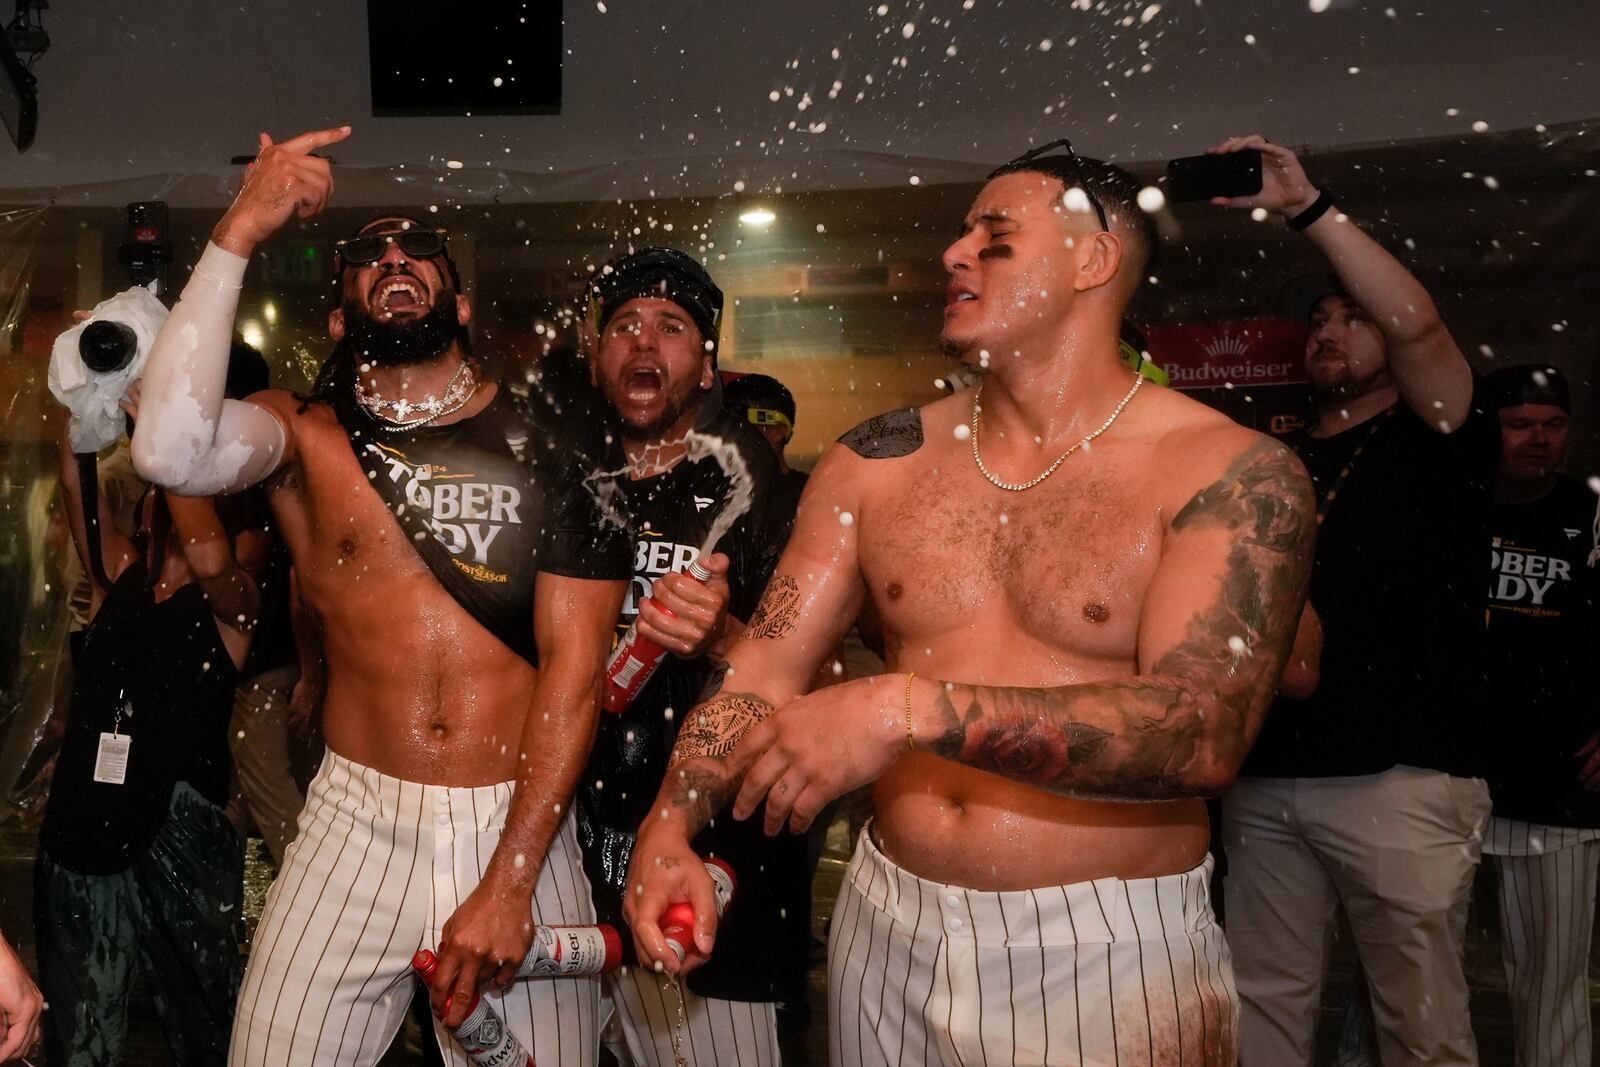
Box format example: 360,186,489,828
995,139,1110,232
335,227,450,267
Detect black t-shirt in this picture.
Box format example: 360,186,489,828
1244,397,1499,779
577,411,800,1002
333,382,633,662
42,503,239,875
1483,477,1600,825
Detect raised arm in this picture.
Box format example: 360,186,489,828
132,127,349,494
429,572,625,1027
1210,134,1473,430
622,445,869,969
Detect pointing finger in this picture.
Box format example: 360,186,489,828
277,125,353,155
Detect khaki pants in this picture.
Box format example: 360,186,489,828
1222,767,1490,1067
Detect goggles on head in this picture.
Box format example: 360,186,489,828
745,406,793,431
335,227,450,267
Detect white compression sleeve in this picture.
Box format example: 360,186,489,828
132,242,288,495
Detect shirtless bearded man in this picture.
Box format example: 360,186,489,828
624,143,1317,1065
132,127,630,1065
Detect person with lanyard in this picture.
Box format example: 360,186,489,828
1477,364,1600,1067
131,125,633,1066
1211,135,1500,1065
38,345,273,1066
576,248,800,1065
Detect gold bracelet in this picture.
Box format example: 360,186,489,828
903,671,917,751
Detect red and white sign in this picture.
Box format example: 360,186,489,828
1146,318,1309,391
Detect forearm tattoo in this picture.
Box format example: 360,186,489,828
666,689,777,828
744,575,800,640
928,441,1314,800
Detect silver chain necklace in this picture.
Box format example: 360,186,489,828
353,360,478,430
970,372,1144,492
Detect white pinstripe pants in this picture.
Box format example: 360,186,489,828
229,750,600,1067
829,828,1238,1067
1486,819,1600,1067
600,966,781,1067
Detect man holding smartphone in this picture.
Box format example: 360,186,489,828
1212,135,1497,1066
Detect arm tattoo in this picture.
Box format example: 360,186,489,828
745,575,800,640
928,441,1314,800
665,690,776,828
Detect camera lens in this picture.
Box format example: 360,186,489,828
79,321,137,374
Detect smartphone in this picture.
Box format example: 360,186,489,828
1165,149,1263,202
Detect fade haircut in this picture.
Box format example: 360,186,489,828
987,148,1160,279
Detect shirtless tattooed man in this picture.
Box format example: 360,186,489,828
133,127,631,1066
625,143,1316,1065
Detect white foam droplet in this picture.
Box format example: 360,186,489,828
445,160,464,170
1586,476,1600,497
839,511,855,526
1472,120,1489,133
1244,33,1257,44
1137,186,1166,212
1227,636,1248,655
1139,3,1161,25
909,175,921,186
1308,0,1330,11
1250,207,1269,222
1039,38,1053,51
953,424,971,441
1063,187,1092,214
901,21,916,37
493,77,503,87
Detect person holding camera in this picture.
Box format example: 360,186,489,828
1212,135,1498,1065
133,126,633,1066
36,343,273,1067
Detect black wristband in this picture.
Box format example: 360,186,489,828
1287,190,1335,232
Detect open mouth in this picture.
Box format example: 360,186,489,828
624,365,664,403
946,285,978,311
372,276,428,316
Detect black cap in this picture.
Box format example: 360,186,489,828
589,248,724,352
1484,364,1571,413
1280,272,1352,325
723,373,796,436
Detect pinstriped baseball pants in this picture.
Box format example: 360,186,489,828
229,750,599,1067
829,827,1238,1067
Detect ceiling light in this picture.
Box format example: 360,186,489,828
739,208,776,227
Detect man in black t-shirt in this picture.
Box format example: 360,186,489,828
1210,136,1497,1066
1477,365,1600,1067
723,372,808,520
578,249,799,1066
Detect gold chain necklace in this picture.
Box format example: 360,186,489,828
970,372,1144,492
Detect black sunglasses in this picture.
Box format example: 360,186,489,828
995,139,1110,232
335,227,450,266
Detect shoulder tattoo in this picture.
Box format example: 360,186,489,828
839,408,923,459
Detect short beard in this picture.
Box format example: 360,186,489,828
1310,368,1391,402
620,393,698,443
341,295,461,368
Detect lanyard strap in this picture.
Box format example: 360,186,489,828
1314,407,1396,525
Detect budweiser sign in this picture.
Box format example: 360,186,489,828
1145,318,1309,391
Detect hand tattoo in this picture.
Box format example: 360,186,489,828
929,441,1314,800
